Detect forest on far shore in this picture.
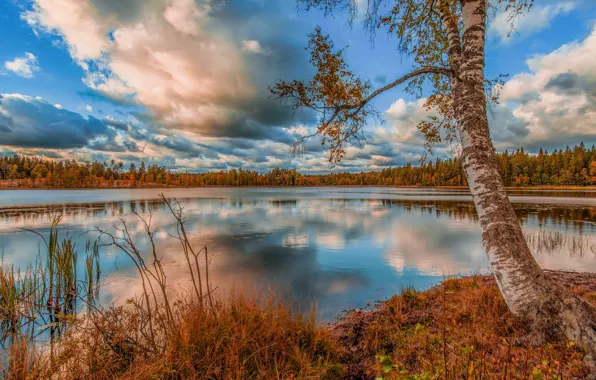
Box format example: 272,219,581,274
1,143,596,189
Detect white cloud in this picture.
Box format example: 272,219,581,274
385,98,407,117
4,53,40,78
489,1,575,44
22,0,109,61
163,0,210,37
85,104,93,112
24,0,252,136
495,26,596,149
384,98,438,144
242,40,268,55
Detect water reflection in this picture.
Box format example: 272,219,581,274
0,189,595,320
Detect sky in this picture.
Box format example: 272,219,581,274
0,0,595,173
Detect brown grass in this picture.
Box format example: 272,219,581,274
0,194,343,379
332,274,595,379
19,292,341,380
4,273,595,379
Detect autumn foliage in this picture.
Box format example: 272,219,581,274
1,143,596,188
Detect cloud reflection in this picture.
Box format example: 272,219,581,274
1,189,595,320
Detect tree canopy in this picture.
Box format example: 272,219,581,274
272,0,533,162
2,143,595,188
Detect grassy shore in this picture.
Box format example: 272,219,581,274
5,271,594,379
332,270,596,379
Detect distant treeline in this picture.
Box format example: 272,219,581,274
1,143,596,188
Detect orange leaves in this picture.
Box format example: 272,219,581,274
272,1,462,164
338,275,592,379
271,27,371,164
306,27,369,110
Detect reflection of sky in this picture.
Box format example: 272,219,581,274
1,189,595,320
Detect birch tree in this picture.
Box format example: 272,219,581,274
271,0,596,363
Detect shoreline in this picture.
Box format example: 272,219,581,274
330,270,596,378
331,270,596,329
333,270,596,318
2,186,596,212
2,184,596,191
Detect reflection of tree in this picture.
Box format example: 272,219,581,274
378,200,596,231
269,200,298,207
4,197,595,231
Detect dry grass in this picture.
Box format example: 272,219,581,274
333,275,595,379
4,271,595,379
20,292,342,380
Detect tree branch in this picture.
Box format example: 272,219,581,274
313,66,452,132
290,66,452,159
350,66,452,115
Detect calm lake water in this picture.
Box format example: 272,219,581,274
1,187,595,320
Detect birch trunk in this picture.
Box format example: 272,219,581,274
454,0,596,363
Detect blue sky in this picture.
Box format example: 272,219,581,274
1,0,595,173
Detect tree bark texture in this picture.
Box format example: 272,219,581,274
452,0,596,364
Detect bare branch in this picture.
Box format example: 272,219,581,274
349,66,452,115
287,65,451,161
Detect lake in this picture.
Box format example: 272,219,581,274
1,187,595,320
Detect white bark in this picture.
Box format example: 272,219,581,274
458,0,545,315
453,0,596,360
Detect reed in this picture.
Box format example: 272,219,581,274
0,216,101,377
0,263,38,343
1,195,341,379
525,230,596,258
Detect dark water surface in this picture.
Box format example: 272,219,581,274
1,187,595,320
